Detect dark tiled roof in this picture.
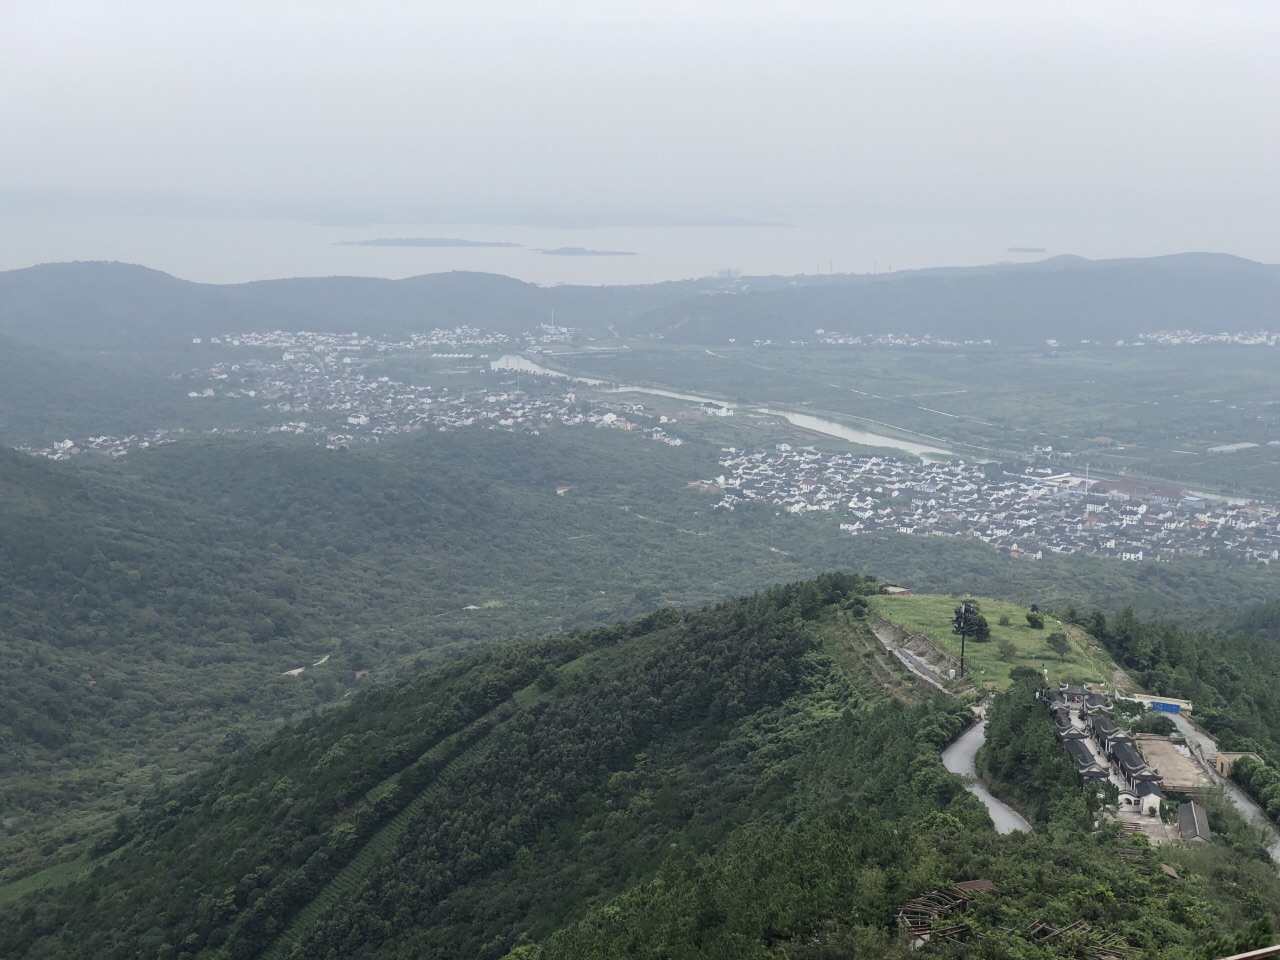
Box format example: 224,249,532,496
1113,742,1146,771
1178,801,1210,840
1092,716,1118,737
1065,740,1095,766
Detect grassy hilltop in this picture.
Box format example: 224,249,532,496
872,593,1123,693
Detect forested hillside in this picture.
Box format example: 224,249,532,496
618,253,1280,345
6,425,1280,886
0,262,710,350
0,333,199,444
1085,609,1280,764
4,428,866,882
2,575,966,957
7,574,1278,960
4,254,1275,353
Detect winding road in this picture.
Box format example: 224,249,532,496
942,720,1031,834
1170,714,1280,860
944,711,1280,853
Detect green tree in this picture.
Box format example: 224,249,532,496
1047,632,1070,660
1026,612,1045,630
972,614,991,641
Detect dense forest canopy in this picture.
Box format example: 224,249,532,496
4,426,1280,888
6,575,1280,959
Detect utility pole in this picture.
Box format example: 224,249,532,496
952,600,977,678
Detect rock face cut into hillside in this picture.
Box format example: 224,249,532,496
867,615,963,692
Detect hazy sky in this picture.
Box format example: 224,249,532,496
3,1,1279,264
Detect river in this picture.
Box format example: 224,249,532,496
758,408,955,458
941,721,1031,834
490,355,606,385
489,355,959,458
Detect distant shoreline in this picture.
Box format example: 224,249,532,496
536,247,639,257
336,238,521,248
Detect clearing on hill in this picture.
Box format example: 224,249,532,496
870,593,1124,694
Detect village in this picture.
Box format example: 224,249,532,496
1137,328,1280,347
710,447,1280,564
20,327,685,461
1041,681,1278,854
16,326,1280,570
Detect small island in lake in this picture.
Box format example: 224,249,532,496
336,238,521,248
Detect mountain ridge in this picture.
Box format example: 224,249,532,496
618,253,1280,344
0,261,710,348
3,252,1276,350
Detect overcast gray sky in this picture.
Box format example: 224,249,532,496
3,1,1278,259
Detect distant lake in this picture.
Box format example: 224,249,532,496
0,212,1088,286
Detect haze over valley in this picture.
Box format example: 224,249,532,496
5,3,1280,958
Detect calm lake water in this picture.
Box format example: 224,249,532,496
3,212,1072,286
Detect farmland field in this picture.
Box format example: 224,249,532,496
543,342,1280,498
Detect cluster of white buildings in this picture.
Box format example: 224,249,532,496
816,330,990,347
25,351,685,459
297,381,684,451
707,449,1280,564
526,323,580,346
1137,329,1279,347
191,322,591,357
189,350,681,442
24,429,189,461
813,328,1279,349
194,326,512,355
